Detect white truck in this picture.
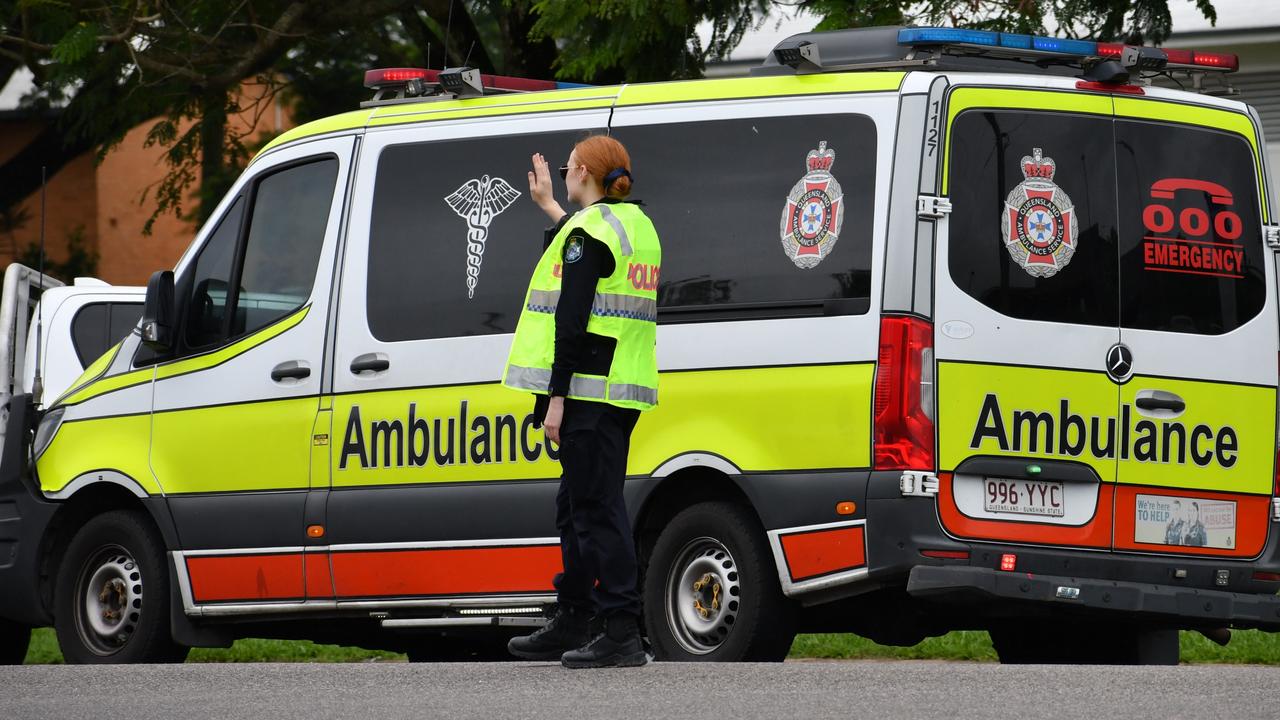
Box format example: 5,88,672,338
0,263,142,662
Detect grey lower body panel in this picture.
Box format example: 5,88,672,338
908,565,1280,631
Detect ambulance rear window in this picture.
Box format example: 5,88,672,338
1115,121,1266,335
947,110,1119,328
611,113,877,321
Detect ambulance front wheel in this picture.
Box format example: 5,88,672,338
0,618,31,664
642,501,796,662
53,510,189,664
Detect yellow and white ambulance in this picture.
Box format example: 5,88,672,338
6,25,1280,664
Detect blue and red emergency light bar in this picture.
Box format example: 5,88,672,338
898,27,1238,72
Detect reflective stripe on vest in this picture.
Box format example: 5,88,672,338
506,364,607,399
597,205,633,255
526,289,658,323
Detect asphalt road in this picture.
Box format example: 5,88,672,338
4,660,1278,720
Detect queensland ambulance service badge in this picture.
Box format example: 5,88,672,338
780,141,844,270
1001,147,1078,278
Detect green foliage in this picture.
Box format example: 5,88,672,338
531,0,770,82
0,0,1220,235
49,21,97,63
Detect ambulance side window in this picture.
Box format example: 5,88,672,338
611,113,878,321
233,157,339,336
366,129,599,342
947,111,1119,327
1115,121,1265,335
184,197,244,349
182,157,338,351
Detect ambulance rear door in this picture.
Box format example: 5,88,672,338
934,83,1123,552
1110,95,1277,559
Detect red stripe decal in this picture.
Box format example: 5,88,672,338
305,552,334,599
330,546,562,598
186,554,305,603
780,526,866,582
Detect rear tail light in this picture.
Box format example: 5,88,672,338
873,315,935,470
921,549,970,560
1000,553,1017,571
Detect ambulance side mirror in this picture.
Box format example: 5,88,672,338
141,270,175,352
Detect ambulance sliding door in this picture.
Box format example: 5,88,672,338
1111,98,1277,559
934,88,1123,551
324,109,611,603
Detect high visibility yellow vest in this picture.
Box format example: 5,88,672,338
503,202,661,411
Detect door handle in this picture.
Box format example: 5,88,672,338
350,353,390,375
271,360,311,382
1135,390,1185,415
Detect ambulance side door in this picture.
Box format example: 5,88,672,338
151,137,354,609
325,112,609,603
1111,99,1277,559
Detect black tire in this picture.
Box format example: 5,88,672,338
642,501,795,662
0,618,31,664
53,510,189,664
990,622,1179,665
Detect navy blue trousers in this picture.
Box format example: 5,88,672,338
552,398,641,617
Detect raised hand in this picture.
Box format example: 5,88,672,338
528,152,566,221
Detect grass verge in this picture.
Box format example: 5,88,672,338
22,627,1280,664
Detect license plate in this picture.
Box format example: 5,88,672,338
983,478,1065,518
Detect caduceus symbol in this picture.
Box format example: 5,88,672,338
444,174,522,298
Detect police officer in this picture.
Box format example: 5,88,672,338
503,135,660,668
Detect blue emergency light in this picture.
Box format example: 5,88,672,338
897,27,1238,72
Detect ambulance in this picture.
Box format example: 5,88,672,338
6,25,1280,665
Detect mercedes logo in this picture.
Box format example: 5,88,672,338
1105,343,1133,383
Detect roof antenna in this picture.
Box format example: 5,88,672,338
463,40,475,68
443,0,455,68
32,166,46,405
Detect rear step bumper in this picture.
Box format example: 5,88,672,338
907,565,1280,631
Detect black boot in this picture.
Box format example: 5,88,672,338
560,613,649,669
507,606,591,660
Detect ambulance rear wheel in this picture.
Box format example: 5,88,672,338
0,618,30,664
643,501,795,662
54,510,189,664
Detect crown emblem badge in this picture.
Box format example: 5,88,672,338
1001,147,1079,278
780,141,845,270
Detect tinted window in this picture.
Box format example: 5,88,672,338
182,158,338,351
948,111,1119,327
233,158,339,336
71,302,144,368
612,114,877,320
1116,121,1265,334
368,130,602,342
184,197,243,348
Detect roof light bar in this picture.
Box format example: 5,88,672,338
897,27,1239,73
361,66,594,107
